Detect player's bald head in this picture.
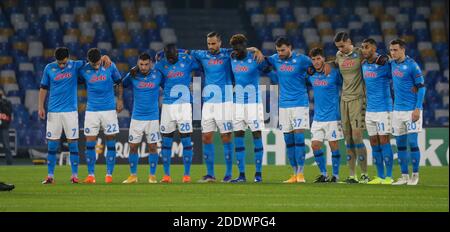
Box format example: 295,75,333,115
164,43,178,64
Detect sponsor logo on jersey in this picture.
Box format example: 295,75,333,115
89,74,107,82
279,64,294,72
137,81,156,88
208,59,224,65
393,69,404,78
55,72,72,81
234,65,249,73
313,79,328,86
364,71,377,78
341,59,356,68
167,71,184,78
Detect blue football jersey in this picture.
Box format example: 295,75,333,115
362,59,393,112
308,67,342,122
190,48,234,103
78,62,122,112
231,52,270,104
267,52,311,108
40,60,85,112
122,69,163,121
154,53,200,105
391,56,425,111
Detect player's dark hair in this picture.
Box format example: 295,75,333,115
362,38,377,46
87,48,101,63
275,37,291,47
334,31,350,42
207,31,221,40
390,39,407,49
229,34,248,46
309,47,324,58
138,53,151,61
54,47,69,61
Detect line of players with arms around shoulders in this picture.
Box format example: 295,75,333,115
38,30,425,186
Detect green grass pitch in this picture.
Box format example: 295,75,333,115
0,165,448,212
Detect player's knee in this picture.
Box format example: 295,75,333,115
67,139,78,143
162,132,174,138
148,143,158,153
202,133,213,144
129,143,138,154
85,136,96,142
352,130,363,140
311,141,322,151
221,133,232,143
252,131,261,139
369,136,379,147
106,135,116,141
180,132,191,138
234,130,245,137
379,135,390,145
328,141,339,151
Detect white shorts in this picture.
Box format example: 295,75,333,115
233,103,265,132
129,119,161,144
278,106,310,133
201,102,234,133
46,111,79,140
311,120,344,142
392,110,423,136
365,111,393,136
84,110,119,136
160,103,193,134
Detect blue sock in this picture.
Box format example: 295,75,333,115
69,141,79,177
396,135,409,174
47,140,59,177
372,145,384,178
408,133,420,173
313,149,327,176
381,143,394,177
234,136,246,174
148,153,158,175
294,132,305,174
284,133,297,173
129,153,139,175
161,136,173,176
181,136,193,176
106,140,116,176
253,137,263,173
331,150,341,178
203,143,215,176
223,142,233,177
85,141,97,176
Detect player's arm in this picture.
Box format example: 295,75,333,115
265,56,278,84
38,66,51,120
111,63,124,113
122,73,131,88
257,56,273,74
411,62,426,122
247,47,265,63
101,55,112,68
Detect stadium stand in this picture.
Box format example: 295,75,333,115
244,0,448,126
0,0,448,147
